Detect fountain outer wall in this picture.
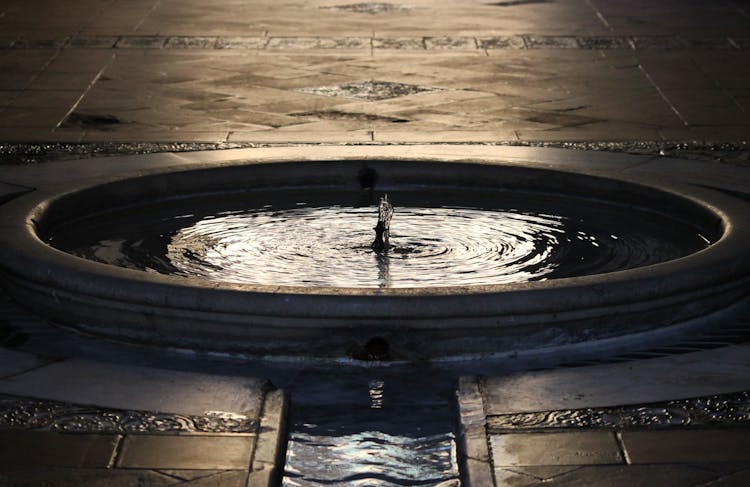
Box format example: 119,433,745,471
0,159,749,358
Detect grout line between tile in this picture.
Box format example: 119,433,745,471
585,0,613,32
637,63,689,126
614,431,631,465
133,0,162,33
54,53,116,130
108,434,125,469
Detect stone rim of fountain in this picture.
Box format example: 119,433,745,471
1,154,749,359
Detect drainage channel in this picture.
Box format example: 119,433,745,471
279,365,460,486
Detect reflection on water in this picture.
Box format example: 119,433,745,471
283,429,458,487
49,190,710,288
276,366,461,487
166,206,567,287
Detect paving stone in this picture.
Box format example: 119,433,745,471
630,36,685,50
45,49,115,73
116,434,255,470
490,431,623,467
477,36,525,50
115,36,167,49
215,37,268,49
166,36,220,49
68,36,119,48
0,359,267,417
481,346,750,414
176,471,248,486
266,37,369,50
0,348,43,378
320,3,412,14
577,36,631,50
424,36,477,50
26,72,96,91
372,37,424,49
494,467,542,487
679,37,737,49
11,37,69,49
501,466,587,481
228,129,372,143
700,468,750,487
537,464,720,487
0,431,119,468
523,36,579,49
0,468,179,487
621,429,750,464
0,106,69,128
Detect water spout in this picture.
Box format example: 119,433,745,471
371,194,393,252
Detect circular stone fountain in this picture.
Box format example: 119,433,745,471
1,157,749,359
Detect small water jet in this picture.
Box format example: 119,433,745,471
371,194,394,252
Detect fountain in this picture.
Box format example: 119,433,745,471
371,194,393,252
0,157,749,359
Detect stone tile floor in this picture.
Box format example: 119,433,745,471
458,379,750,487
0,0,747,144
1,0,749,485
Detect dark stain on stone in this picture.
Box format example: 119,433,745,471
62,112,122,129
358,166,378,189
351,336,392,361
0,321,28,348
486,0,552,6
290,110,409,123
525,110,598,127
298,80,444,101
321,3,411,14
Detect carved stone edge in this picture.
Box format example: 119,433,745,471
247,389,288,487
456,376,495,487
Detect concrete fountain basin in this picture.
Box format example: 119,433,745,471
1,152,749,359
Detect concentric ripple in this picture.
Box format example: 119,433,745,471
167,206,568,287
48,190,711,288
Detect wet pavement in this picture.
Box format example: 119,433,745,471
0,0,748,144
1,0,750,486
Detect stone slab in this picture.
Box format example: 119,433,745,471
494,464,727,487
489,431,623,467
481,345,750,414
0,359,266,416
116,434,255,470
625,156,750,195
0,348,45,379
0,181,34,204
0,468,181,487
0,431,119,468
621,429,750,464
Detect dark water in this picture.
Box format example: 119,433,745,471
48,189,710,287
279,366,460,486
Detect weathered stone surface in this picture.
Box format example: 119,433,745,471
0,359,266,417
117,434,255,469
0,468,179,487
490,431,623,467
481,345,750,415
0,431,120,468
621,429,750,464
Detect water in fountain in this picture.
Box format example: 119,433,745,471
48,188,710,288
